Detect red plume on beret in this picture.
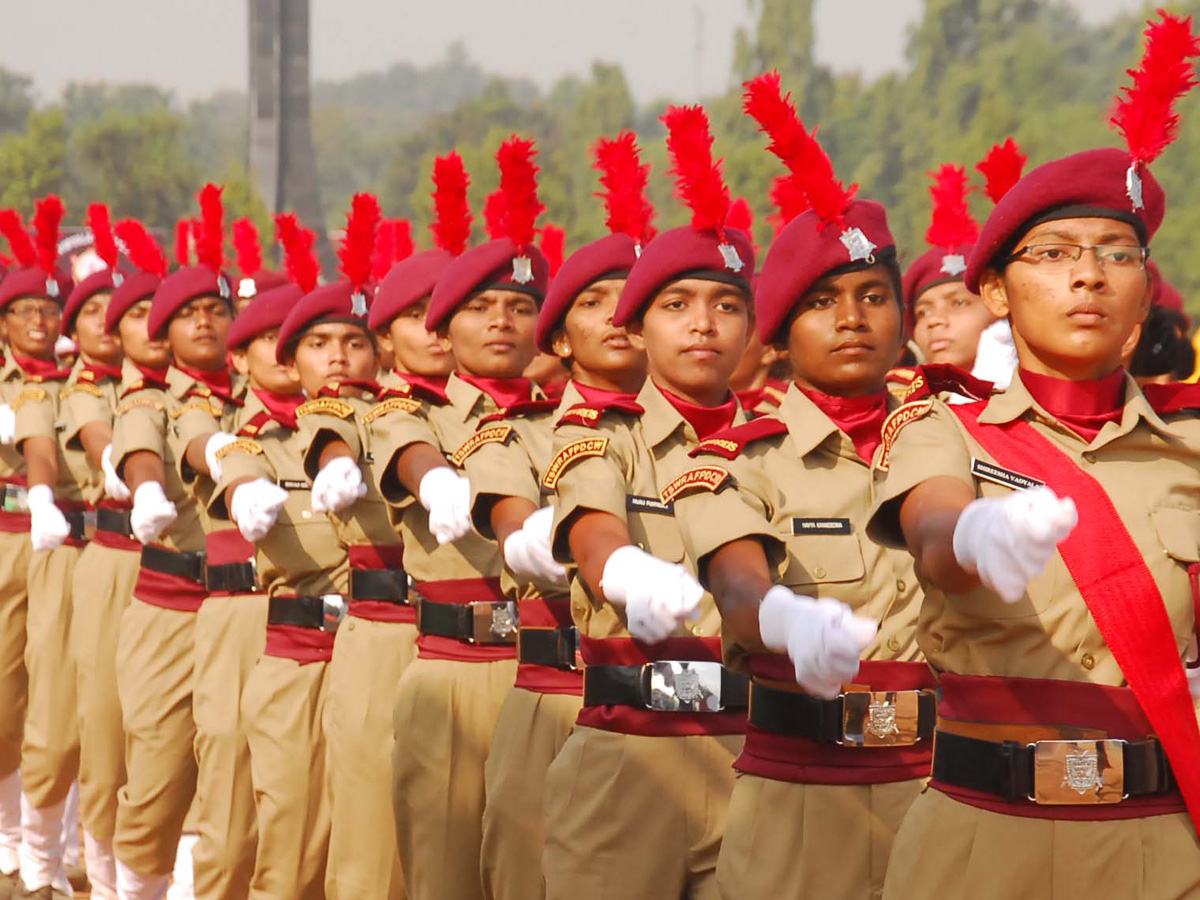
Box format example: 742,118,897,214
768,173,809,237
392,220,414,264
976,138,1027,204
88,203,120,275
592,131,657,249
174,219,191,268
925,165,979,250
196,183,225,273
497,136,544,254
540,224,566,277
337,193,380,305
0,210,35,267
115,220,167,279
33,195,64,277
274,213,319,293
661,105,732,236
483,190,507,241
371,219,415,282
742,70,856,229
232,217,263,277
430,152,472,256
727,197,756,255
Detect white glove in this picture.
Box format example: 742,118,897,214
503,505,567,585
971,319,1018,389
203,432,238,483
130,481,177,544
27,484,70,552
600,545,703,644
54,335,77,358
101,443,131,502
953,485,1078,604
230,478,288,542
758,585,877,699
418,466,472,545
0,404,14,445
311,455,367,514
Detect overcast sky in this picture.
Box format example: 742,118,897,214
6,0,1144,104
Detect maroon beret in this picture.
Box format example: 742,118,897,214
0,266,73,310
64,269,125,332
965,148,1164,294
105,272,162,334
536,233,637,353
368,249,454,332
425,238,549,331
235,269,289,302
612,226,754,328
903,244,975,305
147,265,233,339
276,281,373,362
755,200,893,343
227,283,304,350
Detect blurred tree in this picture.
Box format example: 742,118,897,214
0,68,34,137
0,107,67,209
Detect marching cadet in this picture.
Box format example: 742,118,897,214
869,12,1200,898
658,72,929,900
231,218,287,315
542,105,753,900
110,185,244,900
472,131,651,900
0,198,78,900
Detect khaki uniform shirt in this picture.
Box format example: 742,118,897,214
0,356,33,482
58,363,122,506
13,363,91,504
869,371,1200,685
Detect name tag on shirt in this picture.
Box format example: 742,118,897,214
970,458,1043,492
627,494,673,515
278,479,311,491
792,517,852,535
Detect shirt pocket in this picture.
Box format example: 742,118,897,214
783,531,866,589
1150,507,1200,647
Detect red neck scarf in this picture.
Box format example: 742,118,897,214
658,383,738,440
1020,368,1126,442
13,355,71,380
736,387,766,411
316,379,380,399
574,381,639,406
458,373,533,409
135,364,170,388
84,362,124,382
252,389,304,429
176,364,237,402
799,386,890,463
395,371,449,400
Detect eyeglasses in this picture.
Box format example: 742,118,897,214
5,302,62,321
1007,243,1148,270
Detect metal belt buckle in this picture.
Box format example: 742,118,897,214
1029,739,1126,805
471,601,518,644
841,690,922,747
321,594,348,634
560,626,581,671
2,484,28,514
643,660,725,712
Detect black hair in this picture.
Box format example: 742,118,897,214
1131,305,1195,379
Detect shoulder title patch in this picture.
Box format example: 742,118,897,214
63,381,104,399
116,396,165,415
169,399,221,420
362,396,422,425
215,438,264,460
876,398,935,472
450,424,514,466
541,437,609,490
11,387,48,412
660,466,731,504
296,397,355,420
689,417,789,459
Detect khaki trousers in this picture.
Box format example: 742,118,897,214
480,687,581,900
21,546,81,808
192,593,267,900
542,726,743,900
113,599,198,876
881,787,1200,900
242,654,330,900
717,775,924,900
325,618,418,900
0,532,30,779
391,656,516,900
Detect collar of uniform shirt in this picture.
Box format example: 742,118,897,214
797,385,889,463
251,388,304,429
84,362,124,382
573,381,638,406
175,363,235,401
456,372,533,410
12,354,72,380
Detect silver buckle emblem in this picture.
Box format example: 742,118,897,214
490,602,517,639
1030,739,1126,805
866,698,899,740
1064,746,1104,795
321,594,347,634
644,660,724,712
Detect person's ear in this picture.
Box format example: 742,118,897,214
626,317,645,352
551,329,572,361
229,348,250,377
979,269,1011,319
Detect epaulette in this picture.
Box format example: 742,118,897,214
541,437,610,490
362,395,423,425
120,380,154,398
1142,382,1200,415
689,417,789,459
382,382,449,406
660,466,732,504
296,397,355,420
902,363,994,404
237,411,273,437
116,395,165,415
169,399,221,420
555,399,644,429
62,381,104,399
186,384,244,408
11,386,48,412
762,382,788,407
479,398,561,426
449,423,514,466
886,367,918,386
214,438,264,460
317,380,380,400
876,398,936,472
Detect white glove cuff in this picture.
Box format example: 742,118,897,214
758,584,802,654
951,499,987,574
27,484,55,509
134,481,168,506
599,545,646,606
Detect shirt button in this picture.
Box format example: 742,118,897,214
813,566,827,579
896,580,907,593
1081,652,1096,670
347,621,356,631
886,637,901,652
302,509,312,519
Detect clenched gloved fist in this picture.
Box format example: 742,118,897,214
600,545,703,645
953,485,1077,603
418,466,472,545
0,405,15,445
503,505,567,585
311,456,367,514
230,478,288,542
758,585,877,699
28,484,70,552
131,481,177,545
970,319,1018,389
101,443,130,502
203,432,239,483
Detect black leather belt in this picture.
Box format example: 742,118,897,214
206,561,258,593
933,729,1175,805
417,600,518,644
583,662,749,713
140,545,206,584
62,510,87,542
267,594,347,633
96,507,132,537
350,567,409,604
517,626,579,670
749,682,936,747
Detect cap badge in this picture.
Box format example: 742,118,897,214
511,255,534,285
237,277,257,300
940,253,966,276
840,227,877,263
45,277,59,299
717,243,745,273
111,271,124,288
217,275,231,301
351,290,368,317
633,242,644,259
1125,163,1144,211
